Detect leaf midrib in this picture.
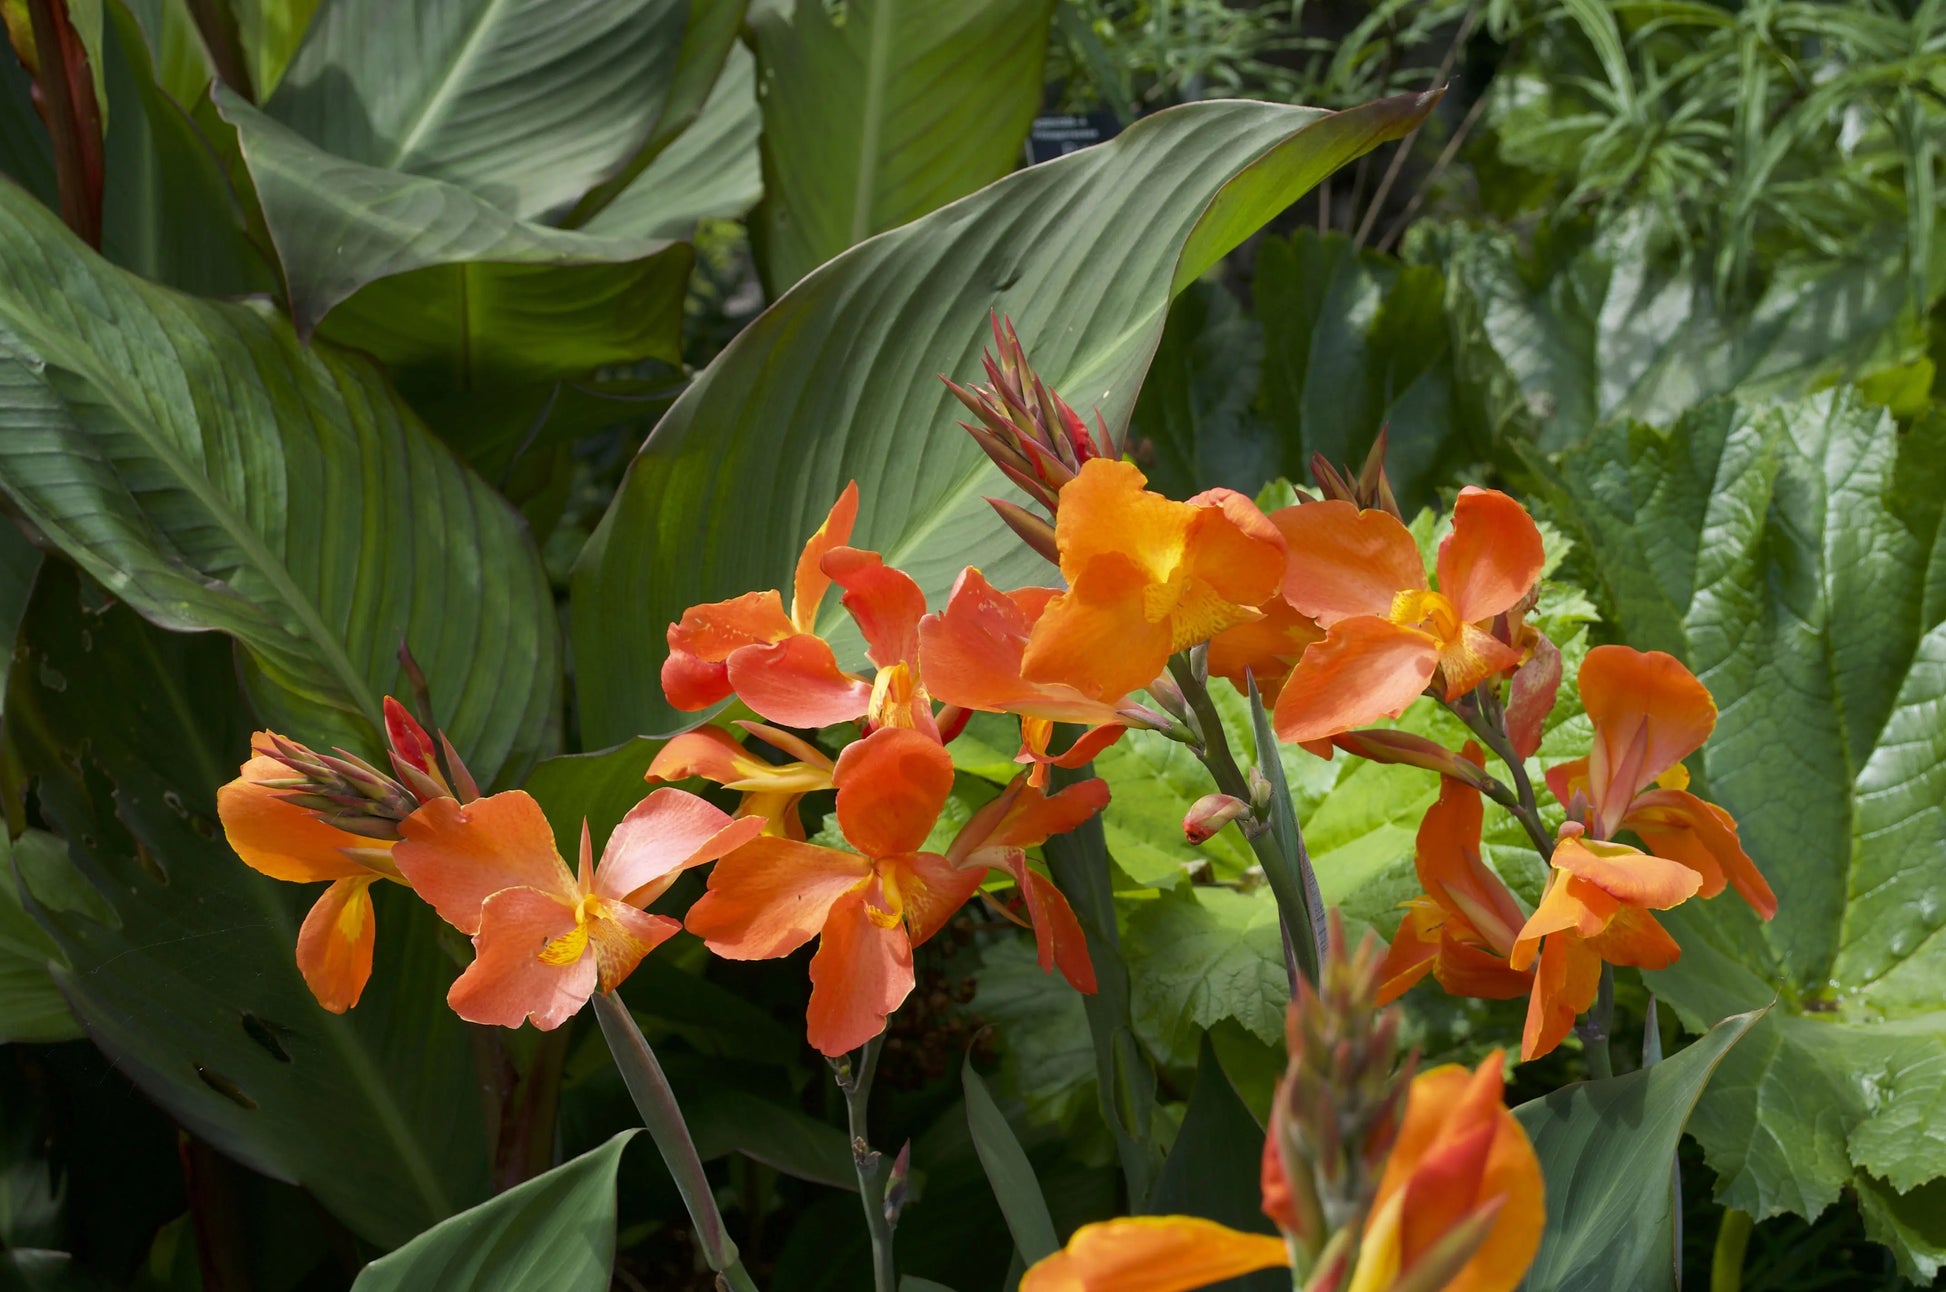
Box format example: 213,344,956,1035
385,0,516,172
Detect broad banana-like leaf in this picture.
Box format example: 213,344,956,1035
571,91,1440,744
0,179,561,785
750,0,1054,291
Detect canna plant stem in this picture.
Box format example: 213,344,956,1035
593,993,761,1292
836,1036,898,1292
1711,1208,1753,1292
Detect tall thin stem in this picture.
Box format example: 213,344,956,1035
835,1036,898,1292
1711,1208,1754,1292
593,993,760,1292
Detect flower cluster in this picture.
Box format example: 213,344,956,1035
1022,921,1543,1292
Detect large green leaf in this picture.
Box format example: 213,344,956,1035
351,1133,634,1290
572,90,1441,744
268,0,686,221
1556,390,1946,1279
1514,1008,1762,1291
750,0,1053,292
1124,886,1289,1071
0,180,561,785
8,563,488,1249
1431,214,1920,451
0,831,82,1045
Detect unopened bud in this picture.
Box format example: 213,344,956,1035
1330,730,1498,794
883,1141,913,1227
1184,794,1251,844
1247,765,1274,811
985,496,1060,566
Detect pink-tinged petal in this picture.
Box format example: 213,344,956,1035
822,546,926,670
917,569,1124,724
295,876,379,1014
664,590,796,710
1551,834,1702,910
791,482,860,632
891,850,985,948
1579,645,1716,831
805,887,914,1057
1626,790,1777,919
726,633,872,728
394,792,574,935
1277,500,1426,625
1273,617,1439,744
1436,487,1546,624
596,788,767,906
833,728,956,859
1505,631,1563,760
447,886,596,1031
685,837,872,959
219,751,383,883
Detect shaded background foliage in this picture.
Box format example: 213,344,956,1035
0,0,1941,1288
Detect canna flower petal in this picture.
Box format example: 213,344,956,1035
918,569,1129,724
1204,592,1324,703
662,589,797,711
1625,789,1777,919
1432,621,1526,702
684,836,872,959
832,728,956,859
446,886,596,1031
790,481,859,632
1435,487,1547,625
805,885,914,1057
1020,1216,1291,1292
1016,718,1127,789
1436,936,1541,1001
219,751,387,883
951,775,1113,865
1579,646,1716,835
295,875,379,1014
889,850,986,949
1550,834,1703,911
1273,617,1440,745
1021,552,1175,701
595,788,765,908
725,633,872,729
1522,932,1602,1062
1278,499,1426,625
1509,871,1619,970
984,849,1097,994
1378,899,1444,1003
1504,630,1563,760
394,791,575,935
1414,747,1527,956
1180,486,1288,612
1587,903,1682,971
647,724,834,839
821,546,926,671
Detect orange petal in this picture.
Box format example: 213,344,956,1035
1400,1121,1499,1270
725,633,871,729
1435,487,1546,625
596,788,766,907
685,836,872,958
1022,724,1127,785
645,728,752,785
1020,1216,1292,1292
447,886,595,1031
805,887,914,1056
1434,936,1537,1002
1051,458,1190,584
984,849,1098,993
1272,617,1439,744
1022,552,1176,702
1414,751,1526,956
1579,646,1716,833
1277,500,1426,625
295,875,379,1013
663,590,796,710
888,849,985,948
791,481,859,632
1587,904,1681,971
1435,621,1526,701
1522,933,1601,1062
952,775,1112,865
1625,789,1777,919
1504,631,1562,760
832,728,956,859
1551,834,1703,910
1544,756,1591,819
918,569,1125,723
1205,594,1325,702
586,902,683,993
1379,900,1445,1004
219,752,382,883
394,791,573,935
1510,871,1618,970
822,546,926,670
1180,487,1287,611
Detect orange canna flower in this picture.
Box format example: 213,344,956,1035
645,721,834,840
1377,746,1534,1007
1545,646,1776,919
1274,488,1545,745
392,789,761,1029
919,568,1133,785
1346,1052,1544,1292
686,727,1103,1055
1019,459,1287,703
1205,505,1326,703
217,699,460,1014
1019,1216,1291,1292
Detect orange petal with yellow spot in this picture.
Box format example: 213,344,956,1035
1020,1216,1291,1292
1436,487,1546,625
805,887,914,1057
726,633,871,729
890,850,984,949
833,728,956,859
1551,834,1702,910
1273,617,1439,744
394,791,574,935
1625,789,1776,919
448,886,594,1030
1435,621,1525,701
586,902,683,993
219,752,380,883
791,482,859,632
1205,595,1324,702
1277,500,1426,625
685,836,871,959
1051,459,1190,584
295,875,379,1013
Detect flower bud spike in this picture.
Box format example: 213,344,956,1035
438,733,482,803
986,497,1061,565
1184,793,1252,844
396,639,438,732
883,1140,913,1227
